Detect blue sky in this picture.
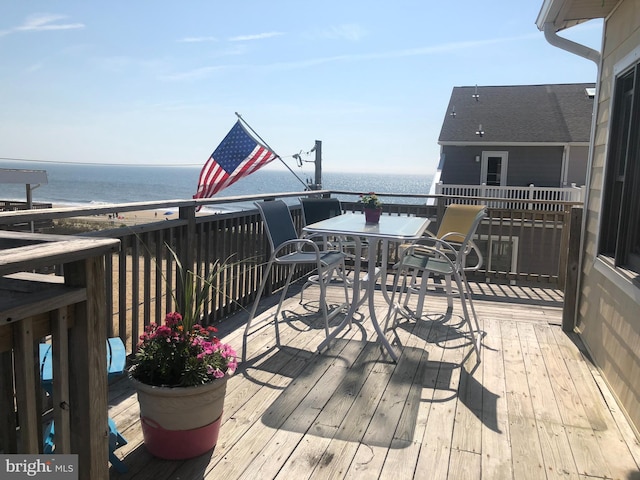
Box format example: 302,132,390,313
0,1,602,175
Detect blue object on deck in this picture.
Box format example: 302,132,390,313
39,337,129,473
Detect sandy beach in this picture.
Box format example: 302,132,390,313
50,206,181,233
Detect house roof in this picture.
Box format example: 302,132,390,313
438,83,595,145
536,0,618,32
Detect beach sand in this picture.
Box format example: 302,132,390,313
50,206,180,233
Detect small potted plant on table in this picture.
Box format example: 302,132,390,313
360,192,382,224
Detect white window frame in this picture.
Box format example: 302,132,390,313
480,151,508,186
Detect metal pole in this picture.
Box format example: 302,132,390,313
314,140,322,190
26,183,34,232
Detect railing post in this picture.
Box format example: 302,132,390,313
178,205,197,313
562,206,583,332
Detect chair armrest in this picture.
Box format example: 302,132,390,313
274,238,322,256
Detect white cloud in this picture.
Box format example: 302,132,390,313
14,14,84,33
320,24,367,41
228,31,283,42
162,33,541,81
178,36,218,43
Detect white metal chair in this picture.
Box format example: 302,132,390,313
400,204,485,318
388,204,487,359
243,200,350,361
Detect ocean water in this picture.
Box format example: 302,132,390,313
0,160,433,211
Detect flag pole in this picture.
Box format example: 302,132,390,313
235,112,309,190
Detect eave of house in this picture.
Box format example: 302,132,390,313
438,141,590,147
536,0,619,32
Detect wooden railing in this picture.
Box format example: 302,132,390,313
0,231,120,479
0,191,582,356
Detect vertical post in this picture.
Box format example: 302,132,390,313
178,205,197,314
25,183,34,232
0,351,17,452
66,258,109,479
314,140,322,190
562,206,583,332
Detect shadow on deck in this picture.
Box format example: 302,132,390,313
107,282,640,480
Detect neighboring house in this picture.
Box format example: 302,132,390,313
537,0,640,436
436,83,594,189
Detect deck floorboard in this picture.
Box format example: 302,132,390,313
107,281,640,479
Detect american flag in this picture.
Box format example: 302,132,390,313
193,121,277,199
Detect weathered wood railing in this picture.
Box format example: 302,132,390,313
0,231,119,479
0,191,582,357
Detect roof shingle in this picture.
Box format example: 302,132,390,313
438,83,595,144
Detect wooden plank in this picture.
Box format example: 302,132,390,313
517,322,578,478
501,321,546,479
236,336,360,480
561,207,582,328
537,332,611,478
413,313,471,479
66,258,109,480
189,335,334,479
12,318,39,452
374,314,433,479
275,342,386,480
0,283,86,326
0,350,17,452
0,236,119,276
51,307,72,453
448,448,482,480
554,330,639,479
480,317,513,480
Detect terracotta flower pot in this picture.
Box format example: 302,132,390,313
129,375,228,460
364,208,382,224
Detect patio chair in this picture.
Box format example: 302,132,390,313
299,197,377,305
388,204,486,359
243,200,350,360
39,337,128,473
299,197,351,301
400,204,485,318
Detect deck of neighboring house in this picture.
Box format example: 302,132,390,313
106,281,640,480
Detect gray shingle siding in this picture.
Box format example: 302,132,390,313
441,145,564,186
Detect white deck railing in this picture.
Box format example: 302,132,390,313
433,183,585,210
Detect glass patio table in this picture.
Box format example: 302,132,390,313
303,212,430,361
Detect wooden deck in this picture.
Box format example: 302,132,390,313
107,282,640,479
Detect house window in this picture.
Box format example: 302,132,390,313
480,151,508,186
599,61,640,274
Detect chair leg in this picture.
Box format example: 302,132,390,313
108,417,128,473
461,273,482,356
445,274,454,309
272,265,297,347
43,420,55,454
339,261,351,326
452,272,481,361
243,258,275,362
415,270,430,318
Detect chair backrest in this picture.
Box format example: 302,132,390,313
300,197,342,225
255,200,299,251
436,204,486,244
437,204,486,270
